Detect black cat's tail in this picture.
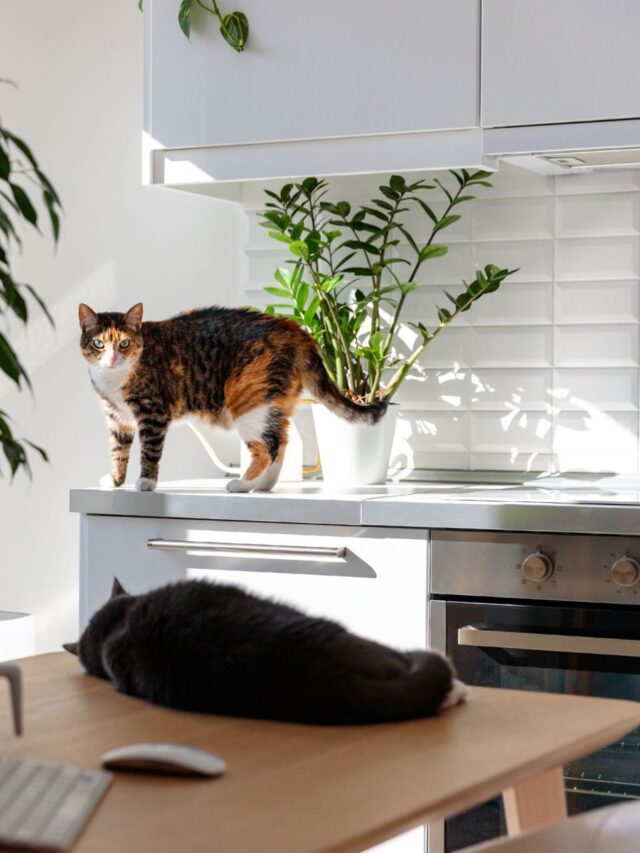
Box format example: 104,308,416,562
343,651,460,724
302,347,387,425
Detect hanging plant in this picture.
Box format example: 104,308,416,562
139,1,249,53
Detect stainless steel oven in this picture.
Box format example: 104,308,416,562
428,530,640,853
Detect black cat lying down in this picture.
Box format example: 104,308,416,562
64,579,467,725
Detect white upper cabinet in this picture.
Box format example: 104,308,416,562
147,0,479,150
482,0,640,128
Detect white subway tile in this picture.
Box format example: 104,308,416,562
471,410,553,454
410,286,471,329
473,240,554,282
400,411,470,455
555,324,640,367
420,327,472,368
472,326,553,367
553,411,638,473
556,169,640,196
417,242,474,285
556,236,640,280
473,197,554,242
471,281,553,325
552,368,639,411
410,450,471,470
487,163,554,198
396,370,471,409
555,280,640,324
556,193,640,237
469,368,553,411
401,201,473,243
245,249,290,289
469,451,553,472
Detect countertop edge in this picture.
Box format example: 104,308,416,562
70,488,640,535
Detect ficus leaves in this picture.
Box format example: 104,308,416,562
0,113,60,478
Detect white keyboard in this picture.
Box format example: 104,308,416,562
0,756,112,850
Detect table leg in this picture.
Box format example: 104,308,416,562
502,766,567,836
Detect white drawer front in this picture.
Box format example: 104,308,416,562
81,517,427,650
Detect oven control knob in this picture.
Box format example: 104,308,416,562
521,552,554,582
611,557,640,588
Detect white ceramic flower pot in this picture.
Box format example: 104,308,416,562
311,404,398,486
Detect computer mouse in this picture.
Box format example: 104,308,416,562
100,743,226,777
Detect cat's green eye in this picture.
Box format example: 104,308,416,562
119,339,130,350
92,339,105,350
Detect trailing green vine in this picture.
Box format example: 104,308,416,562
139,1,249,53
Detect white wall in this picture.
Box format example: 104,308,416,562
245,164,640,476
0,0,244,651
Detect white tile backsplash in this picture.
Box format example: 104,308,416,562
243,163,640,475
556,236,640,280
555,280,640,324
554,324,639,367
556,193,640,237
552,368,639,412
473,197,554,242
472,326,553,368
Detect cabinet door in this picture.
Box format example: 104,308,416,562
147,0,479,149
482,0,640,127
81,516,428,648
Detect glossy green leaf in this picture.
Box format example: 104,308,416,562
433,214,461,234
178,0,195,39
410,196,438,224
419,244,448,261
4,131,39,169
0,333,25,386
10,184,37,227
220,11,249,51
0,145,10,181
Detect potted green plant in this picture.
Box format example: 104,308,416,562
259,170,516,485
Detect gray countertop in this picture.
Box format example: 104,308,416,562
70,478,640,535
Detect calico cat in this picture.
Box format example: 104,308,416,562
64,579,467,725
79,303,386,492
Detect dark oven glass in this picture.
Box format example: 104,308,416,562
442,600,640,853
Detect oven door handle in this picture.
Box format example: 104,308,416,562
458,626,640,658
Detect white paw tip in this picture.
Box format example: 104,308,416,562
440,679,469,711
135,477,157,492
225,478,252,493
99,474,115,489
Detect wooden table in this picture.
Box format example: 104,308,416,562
1,653,640,853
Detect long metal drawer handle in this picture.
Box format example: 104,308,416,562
458,626,640,658
147,539,347,560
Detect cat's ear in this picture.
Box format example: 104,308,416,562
63,642,79,656
124,303,143,332
111,577,128,598
78,303,98,330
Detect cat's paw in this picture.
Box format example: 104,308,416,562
225,478,253,493
440,678,469,711
135,477,157,492
99,474,116,489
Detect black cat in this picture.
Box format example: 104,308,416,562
64,579,467,725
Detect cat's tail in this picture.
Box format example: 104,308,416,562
346,651,466,724
302,347,388,425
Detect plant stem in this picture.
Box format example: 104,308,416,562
384,284,486,400
196,0,235,43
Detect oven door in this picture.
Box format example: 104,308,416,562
429,599,640,853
